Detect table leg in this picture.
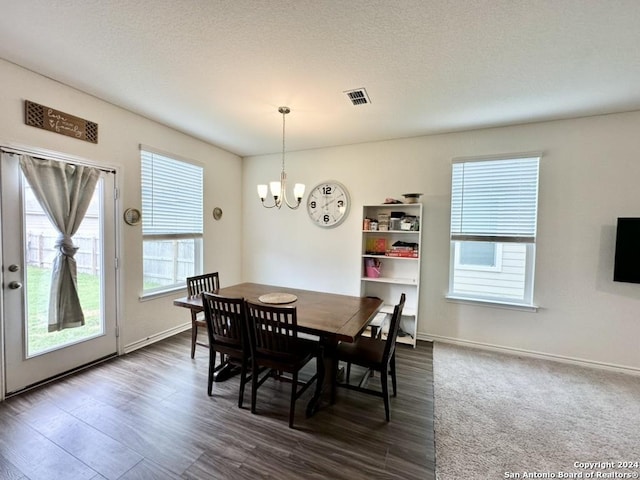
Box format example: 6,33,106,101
212,354,241,382
306,337,338,417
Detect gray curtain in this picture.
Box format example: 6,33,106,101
19,155,101,331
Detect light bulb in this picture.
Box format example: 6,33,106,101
269,181,281,199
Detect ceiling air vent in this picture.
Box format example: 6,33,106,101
344,88,371,106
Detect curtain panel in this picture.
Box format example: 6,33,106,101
18,154,101,331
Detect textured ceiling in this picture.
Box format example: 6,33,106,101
2,0,640,157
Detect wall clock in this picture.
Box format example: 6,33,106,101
306,181,350,228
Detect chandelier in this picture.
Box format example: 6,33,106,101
257,106,305,209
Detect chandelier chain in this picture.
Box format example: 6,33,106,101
281,108,286,173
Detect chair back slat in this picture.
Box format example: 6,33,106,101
246,301,298,358
202,292,246,348
382,293,406,362
187,272,220,298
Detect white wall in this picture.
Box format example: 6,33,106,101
0,59,243,350
243,111,640,372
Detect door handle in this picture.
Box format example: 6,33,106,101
8,281,22,290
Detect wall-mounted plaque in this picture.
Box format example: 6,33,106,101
24,100,98,144
123,208,142,226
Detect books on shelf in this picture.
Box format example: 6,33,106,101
385,250,419,258
384,240,418,257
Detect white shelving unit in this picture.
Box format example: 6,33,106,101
360,203,422,347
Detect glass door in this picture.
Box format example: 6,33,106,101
1,151,118,395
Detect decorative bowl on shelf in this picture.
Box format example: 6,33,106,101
402,193,423,204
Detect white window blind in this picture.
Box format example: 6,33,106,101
141,149,203,236
450,156,540,243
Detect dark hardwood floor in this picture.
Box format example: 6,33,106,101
0,332,434,480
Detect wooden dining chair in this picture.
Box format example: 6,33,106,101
331,293,406,421
366,296,386,339
186,272,220,358
201,292,250,407
245,301,324,428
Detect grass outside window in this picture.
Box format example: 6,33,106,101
27,266,102,355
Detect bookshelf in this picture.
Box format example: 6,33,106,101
361,203,422,346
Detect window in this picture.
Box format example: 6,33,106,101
455,241,503,272
448,154,540,307
141,147,203,295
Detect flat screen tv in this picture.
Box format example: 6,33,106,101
613,217,640,283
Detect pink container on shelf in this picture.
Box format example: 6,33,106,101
365,258,382,278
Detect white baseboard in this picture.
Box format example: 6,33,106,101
123,323,192,354
418,333,640,377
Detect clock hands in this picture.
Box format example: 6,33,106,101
322,197,337,209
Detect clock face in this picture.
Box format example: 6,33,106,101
306,181,350,228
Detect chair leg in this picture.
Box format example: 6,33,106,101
390,354,397,397
238,357,248,408
207,347,216,396
316,350,326,402
251,360,258,414
190,313,198,359
346,362,351,382
381,369,390,422
289,371,298,428
330,357,338,405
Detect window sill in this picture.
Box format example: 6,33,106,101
445,295,539,312
139,285,186,302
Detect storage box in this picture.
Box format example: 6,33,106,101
377,212,390,230
365,237,387,254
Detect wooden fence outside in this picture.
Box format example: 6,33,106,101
26,232,193,286
27,232,100,275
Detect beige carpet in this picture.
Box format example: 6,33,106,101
433,343,640,480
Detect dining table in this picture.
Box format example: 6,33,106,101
173,282,383,415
